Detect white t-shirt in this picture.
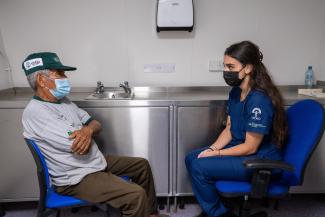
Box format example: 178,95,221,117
22,96,107,186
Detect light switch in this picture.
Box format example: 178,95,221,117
144,63,176,73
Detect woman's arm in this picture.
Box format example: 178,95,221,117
198,116,232,158
218,132,263,156
198,131,264,158
210,116,232,150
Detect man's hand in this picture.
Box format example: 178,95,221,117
70,126,94,155
197,149,215,158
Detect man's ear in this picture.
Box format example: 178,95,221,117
37,74,46,88
245,64,253,75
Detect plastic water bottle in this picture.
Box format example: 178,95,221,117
305,65,314,88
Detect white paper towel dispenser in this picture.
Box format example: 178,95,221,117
156,0,194,32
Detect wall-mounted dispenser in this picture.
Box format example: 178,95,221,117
156,0,194,32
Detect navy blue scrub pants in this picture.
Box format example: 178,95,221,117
185,147,253,217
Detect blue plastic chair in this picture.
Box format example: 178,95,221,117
25,138,112,217
215,99,325,217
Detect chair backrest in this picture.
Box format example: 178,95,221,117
282,99,325,186
25,138,50,210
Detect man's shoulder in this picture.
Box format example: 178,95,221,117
23,99,53,118
24,98,47,110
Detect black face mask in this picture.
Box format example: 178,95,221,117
223,67,245,86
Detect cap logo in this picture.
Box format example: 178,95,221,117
24,58,43,70
54,57,60,62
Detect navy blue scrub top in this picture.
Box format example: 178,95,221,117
227,87,282,160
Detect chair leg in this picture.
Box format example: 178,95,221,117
91,205,99,212
179,196,185,209
39,209,56,217
239,195,250,217
251,211,268,217
0,203,5,217
55,209,61,217
273,199,279,210
37,210,42,217
106,208,111,217
261,198,269,208
71,207,79,213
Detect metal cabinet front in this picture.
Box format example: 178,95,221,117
84,106,171,196
176,103,227,195
0,109,38,201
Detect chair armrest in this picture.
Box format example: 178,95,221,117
243,159,294,172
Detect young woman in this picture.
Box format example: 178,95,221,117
185,41,288,217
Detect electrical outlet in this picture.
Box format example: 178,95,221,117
209,60,223,72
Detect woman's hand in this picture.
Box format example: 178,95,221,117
70,126,94,155
197,149,216,158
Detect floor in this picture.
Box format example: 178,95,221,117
2,195,325,217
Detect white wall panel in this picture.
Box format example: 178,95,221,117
0,0,324,87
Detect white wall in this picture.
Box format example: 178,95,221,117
0,0,324,88
0,59,9,90
0,28,11,90
0,57,10,90
318,28,325,81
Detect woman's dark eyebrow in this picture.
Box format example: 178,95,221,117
224,63,234,67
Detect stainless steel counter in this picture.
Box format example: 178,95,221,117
0,85,324,108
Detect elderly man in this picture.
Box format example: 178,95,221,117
22,52,168,217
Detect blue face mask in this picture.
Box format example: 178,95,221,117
48,78,71,99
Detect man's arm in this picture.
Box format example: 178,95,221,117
86,119,102,135
70,119,102,155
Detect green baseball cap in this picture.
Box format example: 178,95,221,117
22,52,77,75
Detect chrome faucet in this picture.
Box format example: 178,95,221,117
119,81,132,95
95,81,105,94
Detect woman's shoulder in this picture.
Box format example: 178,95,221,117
247,89,273,106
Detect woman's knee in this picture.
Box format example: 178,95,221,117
190,159,205,176
185,153,193,170
185,151,197,168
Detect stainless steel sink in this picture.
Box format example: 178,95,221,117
85,91,134,100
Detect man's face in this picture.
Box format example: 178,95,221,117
40,69,67,89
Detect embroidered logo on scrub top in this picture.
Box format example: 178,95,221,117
248,122,266,128
251,107,262,120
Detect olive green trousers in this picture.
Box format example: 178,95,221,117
56,155,158,217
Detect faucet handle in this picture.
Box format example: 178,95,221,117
119,81,129,87
96,81,105,94
124,81,129,86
